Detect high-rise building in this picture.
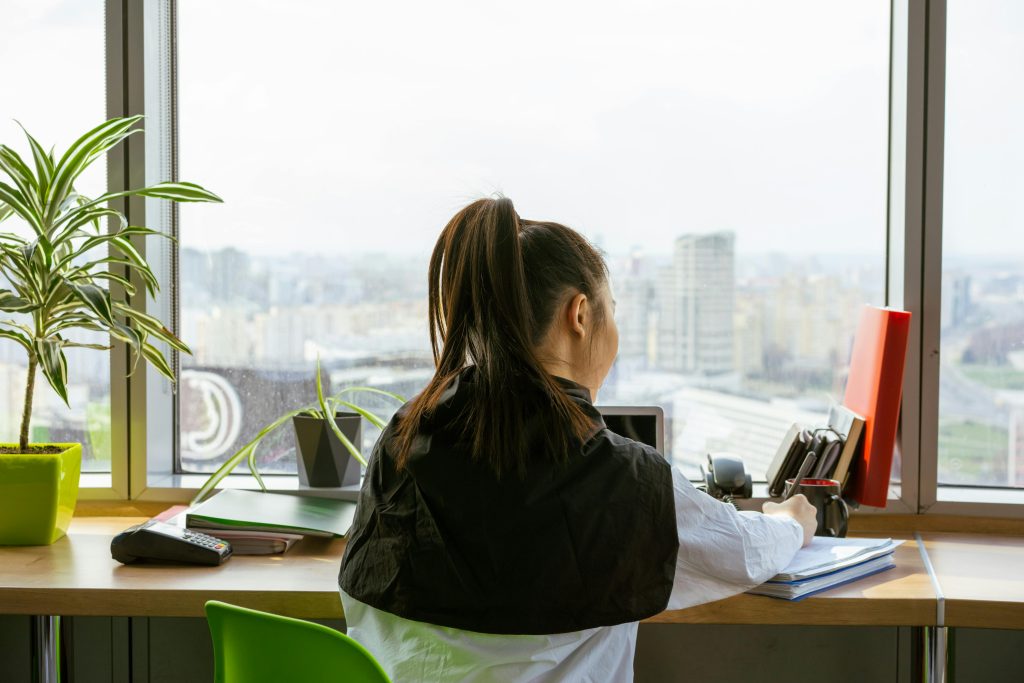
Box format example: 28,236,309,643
209,248,251,303
942,273,972,330
616,252,657,366
656,232,735,375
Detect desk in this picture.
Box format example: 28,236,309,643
648,538,935,627
1,519,946,682
918,532,1024,630
0,517,343,620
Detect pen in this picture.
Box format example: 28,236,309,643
784,452,818,501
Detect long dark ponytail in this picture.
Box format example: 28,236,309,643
393,197,610,477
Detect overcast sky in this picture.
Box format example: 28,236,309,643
1,1,1020,260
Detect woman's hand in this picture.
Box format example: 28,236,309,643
762,495,817,547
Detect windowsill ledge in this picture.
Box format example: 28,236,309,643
143,472,360,501
937,485,1024,506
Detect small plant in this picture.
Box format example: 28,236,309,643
191,360,404,504
0,116,221,452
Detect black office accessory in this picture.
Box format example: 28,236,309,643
783,452,818,501
824,405,865,490
767,423,848,498
111,519,232,566
700,453,753,505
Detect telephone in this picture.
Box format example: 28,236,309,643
700,452,753,505
111,519,233,566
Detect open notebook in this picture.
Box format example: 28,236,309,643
747,537,903,601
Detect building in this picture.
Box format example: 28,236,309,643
656,232,735,376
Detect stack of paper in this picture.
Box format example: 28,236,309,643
193,528,303,555
748,537,902,600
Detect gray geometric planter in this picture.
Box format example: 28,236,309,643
292,412,362,487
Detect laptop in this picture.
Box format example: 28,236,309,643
597,405,665,453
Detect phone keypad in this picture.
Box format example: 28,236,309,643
183,530,229,552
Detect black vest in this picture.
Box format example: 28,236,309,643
338,370,678,635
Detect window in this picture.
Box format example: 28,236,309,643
939,0,1024,489
0,0,110,473
174,0,890,480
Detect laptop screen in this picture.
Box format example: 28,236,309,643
597,406,665,453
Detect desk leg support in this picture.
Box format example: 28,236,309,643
912,626,949,683
929,626,948,683
30,615,59,683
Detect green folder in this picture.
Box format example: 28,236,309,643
186,490,357,538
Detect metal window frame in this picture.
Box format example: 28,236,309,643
79,0,133,501
111,0,1024,515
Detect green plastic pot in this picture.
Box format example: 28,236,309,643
0,443,82,545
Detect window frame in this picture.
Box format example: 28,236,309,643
98,0,1024,516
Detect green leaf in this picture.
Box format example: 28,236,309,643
61,255,160,298
131,181,223,203
332,400,388,430
110,321,144,353
60,341,113,351
17,121,54,193
0,181,43,233
0,289,36,313
0,202,14,224
0,328,32,352
190,408,308,505
35,338,69,405
68,182,224,220
246,443,267,492
0,146,41,212
140,342,175,381
66,281,115,325
52,207,126,246
317,358,367,467
47,117,142,221
115,303,191,354
47,315,107,335
332,385,407,405
79,271,136,296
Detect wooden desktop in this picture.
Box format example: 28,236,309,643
2,516,1023,683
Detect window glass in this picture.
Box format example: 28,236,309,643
178,0,889,478
939,0,1024,488
0,1,109,471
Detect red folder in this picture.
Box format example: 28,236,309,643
842,306,911,507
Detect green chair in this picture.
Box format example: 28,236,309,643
204,600,390,683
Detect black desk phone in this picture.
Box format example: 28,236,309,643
111,520,232,566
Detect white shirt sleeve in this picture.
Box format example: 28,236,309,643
665,465,803,611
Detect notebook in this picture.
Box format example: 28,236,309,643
186,490,357,538
747,537,902,600
843,306,911,507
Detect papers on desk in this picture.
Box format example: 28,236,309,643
193,528,303,555
159,490,357,556
747,537,903,601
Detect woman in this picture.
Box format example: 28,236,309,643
339,197,817,681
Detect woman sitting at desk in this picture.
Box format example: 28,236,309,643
339,197,816,681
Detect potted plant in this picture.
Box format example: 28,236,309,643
191,360,404,505
0,116,221,544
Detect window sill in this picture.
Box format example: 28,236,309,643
80,472,113,488
135,472,360,503
937,485,1024,505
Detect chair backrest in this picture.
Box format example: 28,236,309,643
205,600,390,683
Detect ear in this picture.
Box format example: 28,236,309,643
567,292,588,338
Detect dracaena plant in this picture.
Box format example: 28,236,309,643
191,359,405,505
0,116,221,453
